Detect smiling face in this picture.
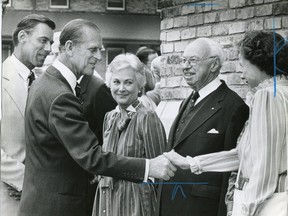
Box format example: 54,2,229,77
181,39,217,91
21,23,54,70
72,27,102,77
110,66,140,109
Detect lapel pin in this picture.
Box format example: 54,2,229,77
211,107,215,110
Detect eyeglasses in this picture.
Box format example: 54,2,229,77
180,56,217,67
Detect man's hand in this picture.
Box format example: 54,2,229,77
7,185,21,201
149,155,177,180
163,149,190,170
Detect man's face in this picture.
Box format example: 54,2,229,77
22,23,54,69
181,40,216,91
72,27,102,77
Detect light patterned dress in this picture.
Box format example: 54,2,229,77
188,75,288,216
93,101,167,216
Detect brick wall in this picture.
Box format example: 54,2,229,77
31,0,156,14
160,0,288,100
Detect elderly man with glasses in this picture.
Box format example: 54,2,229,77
159,38,249,216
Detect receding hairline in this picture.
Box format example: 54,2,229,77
186,38,225,65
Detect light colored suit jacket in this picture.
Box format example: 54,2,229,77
1,55,27,215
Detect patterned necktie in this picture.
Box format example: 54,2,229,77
75,83,84,104
28,71,35,88
189,91,200,109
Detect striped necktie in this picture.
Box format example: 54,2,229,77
75,83,84,104
28,71,35,88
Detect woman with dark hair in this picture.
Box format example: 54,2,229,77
164,31,288,216
93,53,167,216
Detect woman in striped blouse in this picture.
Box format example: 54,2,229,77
92,53,167,216
164,31,288,216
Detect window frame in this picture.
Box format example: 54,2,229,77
3,0,11,7
106,0,125,11
50,0,69,9
106,47,125,67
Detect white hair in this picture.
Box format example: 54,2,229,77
105,53,146,89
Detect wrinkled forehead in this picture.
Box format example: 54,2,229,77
183,39,211,58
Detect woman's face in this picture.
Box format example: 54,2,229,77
110,67,140,109
239,53,267,88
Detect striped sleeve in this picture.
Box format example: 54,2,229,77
188,148,239,174
141,111,167,159
241,88,286,216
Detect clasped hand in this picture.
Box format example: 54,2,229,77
163,149,190,170
163,150,200,174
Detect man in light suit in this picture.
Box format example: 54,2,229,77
159,38,249,216
1,14,55,216
19,19,176,216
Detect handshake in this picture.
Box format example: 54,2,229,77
148,149,200,180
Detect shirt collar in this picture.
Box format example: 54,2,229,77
196,77,222,104
11,54,31,81
52,59,77,94
115,105,137,113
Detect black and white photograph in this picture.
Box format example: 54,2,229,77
1,0,288,216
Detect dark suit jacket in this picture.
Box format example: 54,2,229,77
80,75,117,145
79,75,117,216
160,81,249,216
19,66,145,216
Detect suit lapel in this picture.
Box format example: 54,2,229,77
167,95,192,148
79,75,90,95
3,59,27,117
46,66,74,93
172,83,227,148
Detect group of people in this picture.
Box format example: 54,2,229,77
1,13,287,216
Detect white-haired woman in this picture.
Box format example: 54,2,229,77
93,53,167,216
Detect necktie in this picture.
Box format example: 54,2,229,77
28,71,35,88
75,83,84,104
189,91,200,109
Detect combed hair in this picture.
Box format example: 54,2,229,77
238,30,288,76
106,53,146,89
200,38,225,67
12,14,55,46
59,19,100,47
136,47,158,65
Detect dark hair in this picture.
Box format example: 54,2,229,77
238,30,288,76
13,14,56,46
59,19,100,46
136,47,157,65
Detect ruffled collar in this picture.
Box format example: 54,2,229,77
246,75,288,105
251,75,288,93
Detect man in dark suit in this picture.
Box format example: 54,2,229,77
79,74,117,216
18,19,176,216
159,38,249,216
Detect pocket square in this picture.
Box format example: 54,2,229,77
207,128,219,134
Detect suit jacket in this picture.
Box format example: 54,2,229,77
80,74,117,145
19,66,146,216
160,81,249,216
79,75,117,216
1,56,27,216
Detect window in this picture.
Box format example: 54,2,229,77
2,43,12,62
106,47,125,66
2,0,11,7
106,0,125,11
157,0,162,12
50,0,69,8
